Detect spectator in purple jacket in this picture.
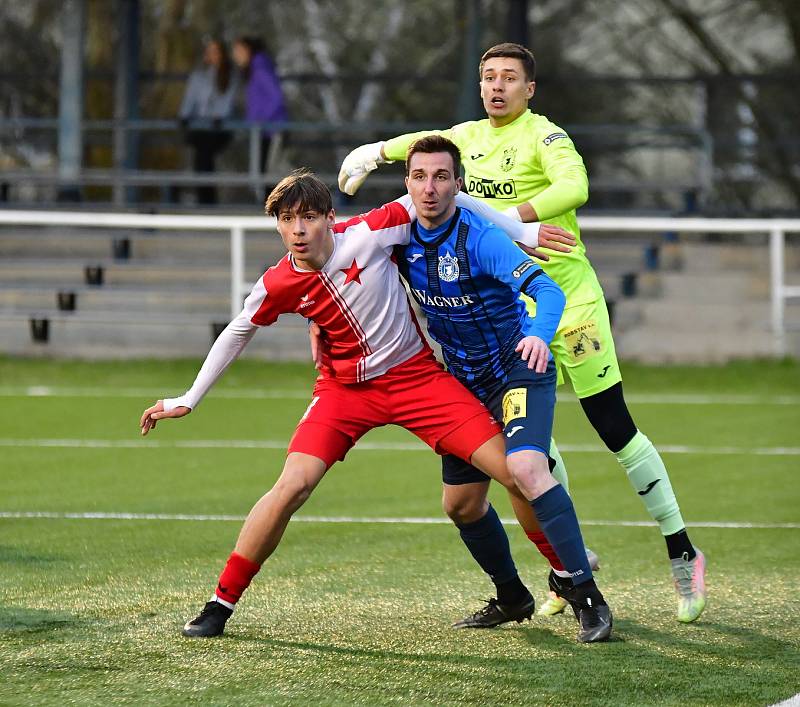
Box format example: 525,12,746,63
232,37,288,176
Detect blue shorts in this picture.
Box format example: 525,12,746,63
441,359,557,485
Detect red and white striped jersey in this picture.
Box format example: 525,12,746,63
242,199,424,383
161,193,533,411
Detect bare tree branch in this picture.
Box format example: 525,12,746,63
302,0,344,123
773,0,800,59
352,6,405,121
658,0,800,202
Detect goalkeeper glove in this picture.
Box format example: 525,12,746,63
338,141,393,195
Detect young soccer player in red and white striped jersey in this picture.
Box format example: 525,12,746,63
139,169,611,642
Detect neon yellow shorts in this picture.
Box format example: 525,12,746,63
525,296,622,398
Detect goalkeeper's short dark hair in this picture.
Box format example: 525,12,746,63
265,169,333,216
405,135,462,178
479,42,536,82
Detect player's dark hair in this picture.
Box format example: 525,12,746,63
405,135,462,178
265,169,333,217
479,42,536,82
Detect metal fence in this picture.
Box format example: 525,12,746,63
0,118,713,207
0,209,798,354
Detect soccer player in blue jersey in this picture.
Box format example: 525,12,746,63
340,43,706,624
398,135,612,641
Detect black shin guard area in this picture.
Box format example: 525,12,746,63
579,382,638,453
665,529,696,560
496,575,530,605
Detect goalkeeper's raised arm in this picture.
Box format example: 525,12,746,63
339,131,449,196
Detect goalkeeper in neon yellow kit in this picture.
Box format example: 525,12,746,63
339,42,706,623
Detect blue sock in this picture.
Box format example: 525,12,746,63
457,504,519,586
531,485,592,585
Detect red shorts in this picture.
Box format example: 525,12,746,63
288,349,501,468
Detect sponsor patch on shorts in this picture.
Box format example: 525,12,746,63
563,320,603,361
502,388,527,425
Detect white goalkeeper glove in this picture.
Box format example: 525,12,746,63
502,206,523,222
338,141,393,195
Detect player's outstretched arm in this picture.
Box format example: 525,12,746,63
140,400,190,436
138,314,258,436
337,142,393,195
338,127,457,195
454,192,576,259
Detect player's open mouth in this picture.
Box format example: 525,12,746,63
491,97,505,107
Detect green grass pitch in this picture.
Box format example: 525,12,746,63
1,356,798,706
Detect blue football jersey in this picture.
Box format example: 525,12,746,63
396,207,565,395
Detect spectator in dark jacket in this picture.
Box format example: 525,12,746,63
179,38,238,204
232,37,288,175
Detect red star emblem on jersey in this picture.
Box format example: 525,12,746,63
340,258,365,285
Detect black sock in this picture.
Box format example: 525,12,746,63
665,529,696,561
496,574,530,606
573,578,607,607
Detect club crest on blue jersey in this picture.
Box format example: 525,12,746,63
438,253,460,282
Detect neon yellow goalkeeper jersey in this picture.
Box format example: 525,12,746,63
384,110,604,306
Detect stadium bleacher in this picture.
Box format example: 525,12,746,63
2,220,797,361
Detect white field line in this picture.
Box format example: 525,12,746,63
1,385,800,406
0,511,797,530
0,438,798,456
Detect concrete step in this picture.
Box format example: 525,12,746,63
0,259,267,287
598,271,663,300
0,286,231,315
607,299,644,331
583,238,655,270
631,299,772,331
0,228,285,263
679,241,800,273
611,298,800,362
656,270,770,302
614,324,780,363
0,313,312,360
0,229,115,258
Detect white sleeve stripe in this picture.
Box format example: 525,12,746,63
241,274,271,325
319,271,371,358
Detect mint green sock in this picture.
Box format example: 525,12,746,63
616,431,685,536
549,438,569,494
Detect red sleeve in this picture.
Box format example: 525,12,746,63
332,201,411,234
245,263,289,327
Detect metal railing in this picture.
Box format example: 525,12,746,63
0,209,271,321
0,210,798,354
576,216,800,356
0,117,713,204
